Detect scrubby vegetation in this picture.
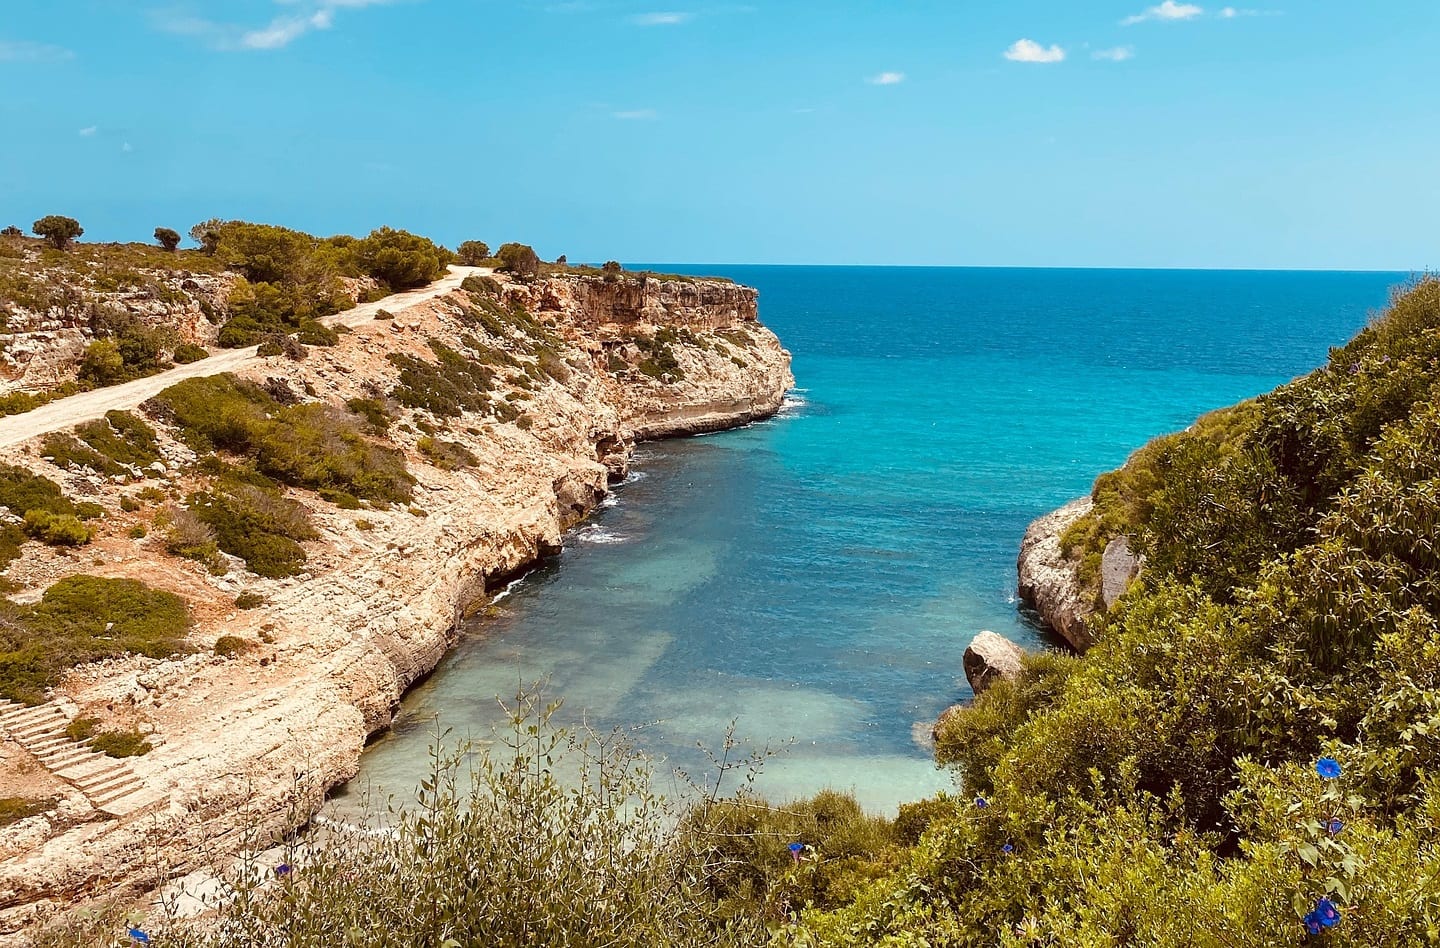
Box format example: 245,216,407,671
41,411,160,476
0,576,189,704
0,464,102,563
146,374,413,505
0,796,53,827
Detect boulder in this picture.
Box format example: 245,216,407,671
1101,536,1140,609
962,631,1026,695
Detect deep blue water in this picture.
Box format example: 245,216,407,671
339,267,1406,813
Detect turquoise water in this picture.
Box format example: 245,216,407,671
338,267,1405,813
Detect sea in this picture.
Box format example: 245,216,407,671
334,266,1407,814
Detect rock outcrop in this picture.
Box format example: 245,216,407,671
517,274,760,331
1100,536,1140,609
962,631,1026,695
1016,498,1095,651
0,270,792,935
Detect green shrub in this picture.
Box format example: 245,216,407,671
494,242,540,279
0,575,190,704
213,635,255,658
32,215,82,250
154,227,181,252
89,730,151,758
461,274,502,296
159,504,224,573
456,240,490,266
417,436,478,471
295,320,339,346
189,484,316,579
79,313,173,386
172,342,208,364
22,510,91,546
0,796,53,827
388,340,497,418
234,592,265,610
44,411,162,476
146,374,413,504
64,716,97,742
353,227,449,290
128,524,147,539
345,397,393,433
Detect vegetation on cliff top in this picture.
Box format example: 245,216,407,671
0,575,189,704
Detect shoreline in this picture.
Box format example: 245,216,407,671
0,272,793,936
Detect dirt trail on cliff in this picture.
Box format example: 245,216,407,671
0,266,487,450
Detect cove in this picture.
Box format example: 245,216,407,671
336,266,1406,814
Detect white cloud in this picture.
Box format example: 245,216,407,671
867,71,906,85
613,109,659,120
1122,1,1204,25
155,0,403,51
79,126,98,137
0,40,75,63
631,12,691,26
1003,39,1065,64
121,142,134,153
1092,46,1135,61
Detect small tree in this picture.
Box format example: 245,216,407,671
456,240,491,266
555,254,567,266
0,225,22,238
189,219,223,255
32,215,83,250
495,242,540,280
602,260,623,272
154,227,181,252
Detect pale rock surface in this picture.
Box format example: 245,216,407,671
1101,536,1140,609
1016,497,1095,651
962,631,1026,695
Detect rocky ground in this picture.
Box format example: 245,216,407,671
0,269,791,938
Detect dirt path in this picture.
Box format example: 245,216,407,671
0,266,487,450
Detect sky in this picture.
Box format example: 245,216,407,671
2,1,1437,269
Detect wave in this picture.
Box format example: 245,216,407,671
574,525,629,545
776,390,809,419
490,574,529,603
618,469,648,486
600,493,620,509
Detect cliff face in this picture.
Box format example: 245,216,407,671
1016,498,1096,651
0,271,792,934
519,274,760,331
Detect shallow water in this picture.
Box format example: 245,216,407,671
336,266,1405,814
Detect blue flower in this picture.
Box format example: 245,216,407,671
1316,898,1341,928
275,863,293,878
1316,757,1342,779
788,842,804,854
1326,817,1343,836
974,797,989,809
127,928,151,945
1303,912,1322,935
1001,843,1014,854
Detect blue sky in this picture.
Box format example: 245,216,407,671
2,1,1437,269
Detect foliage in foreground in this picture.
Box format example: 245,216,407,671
799,279,1440,944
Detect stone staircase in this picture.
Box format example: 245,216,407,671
0,700,152,816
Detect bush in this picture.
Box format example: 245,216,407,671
234,592,265,610
160,504,224,573
129,691,768,947
189,484,317,579
213,635,255,658
388,340,497,418
23,510,92,546
0,797,53,828
173,342,208,364
495,242,540,280
0,575,190,704
0,226,22,238
79,312,173,385
456,240,491,266
32,216,82,250
154,227,181,251
417,436,478,471
146,375,414,504
354,227,449,291
295,320,339,346
89,730,151,758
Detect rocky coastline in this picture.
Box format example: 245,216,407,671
0,271,792,936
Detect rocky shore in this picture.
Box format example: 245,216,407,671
1015,498,1095,651
0,271,792,935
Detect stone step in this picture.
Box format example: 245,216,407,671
10,720,66,739
77,768,135,794
89,776,143,805
0,708,64,728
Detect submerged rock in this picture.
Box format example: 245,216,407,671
962,631,1025,695
1017,498,1096,651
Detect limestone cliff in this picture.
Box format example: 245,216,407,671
1016,498,1095,651
0,270,792,935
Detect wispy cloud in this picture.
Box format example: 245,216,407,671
866,71,906,86
1122,1,1204,25
0,39,75,63
630,12,691,26
613,109,659,120
1092,46,1135,61
1004,39,1066,64
154,0,403,51
121,142,134,153
79,126,99,137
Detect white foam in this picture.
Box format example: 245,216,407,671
575,525,629,545
490,574,529,603
618,470,649,486
600,494,620,509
